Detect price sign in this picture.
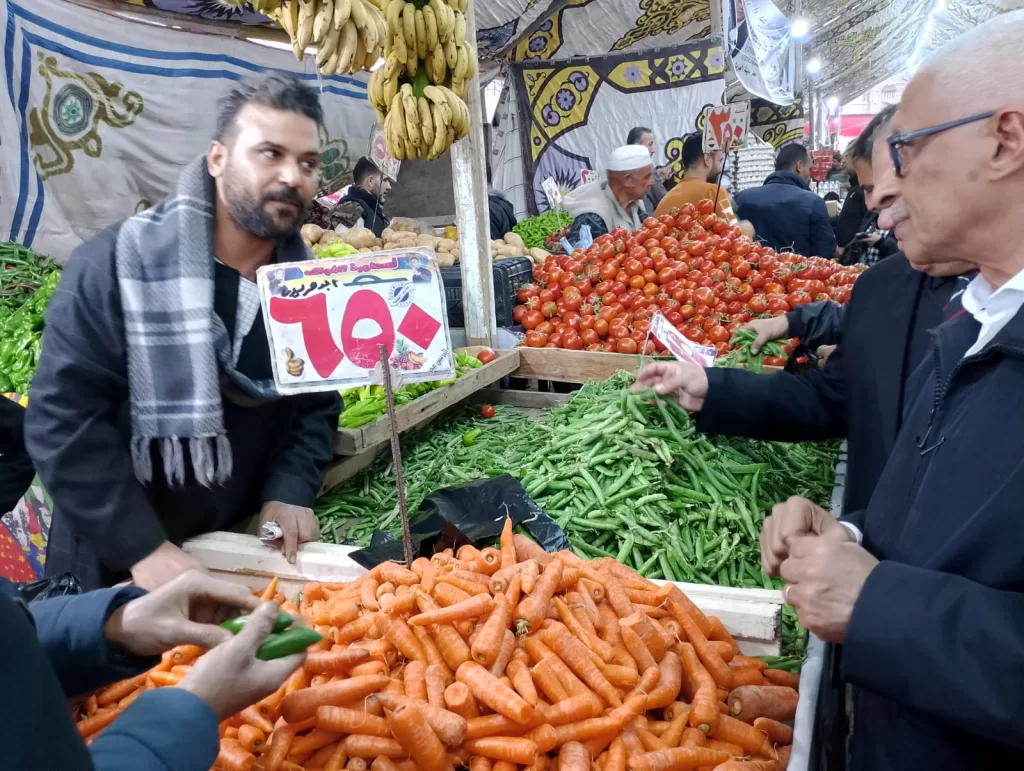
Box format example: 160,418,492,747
649,312,717,367
702,103,750,154
257,248,455,394
368,124,401,182
580,169,598,185
541,176,563,209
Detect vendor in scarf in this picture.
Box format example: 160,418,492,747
24,73,342,591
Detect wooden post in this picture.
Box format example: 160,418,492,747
379,345,414,566
450,0,496,347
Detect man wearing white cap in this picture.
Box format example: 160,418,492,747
562,145,653,244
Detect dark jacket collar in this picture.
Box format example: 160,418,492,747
763,171,811,191
341,185,382,209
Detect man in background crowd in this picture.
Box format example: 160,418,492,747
626,126,667,212
338,157,391,237
653,131,734,220
735,143,837,258
486,163,517,240
26,73,340,591
563,145,652,243
826,151,846,181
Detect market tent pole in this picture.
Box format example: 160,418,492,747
378,344,414,566
450,0,496,347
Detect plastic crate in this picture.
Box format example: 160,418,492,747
440,258,533,328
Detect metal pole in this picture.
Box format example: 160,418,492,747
379,344,414,566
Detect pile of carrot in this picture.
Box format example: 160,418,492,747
74,520,800,771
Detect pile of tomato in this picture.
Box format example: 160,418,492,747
512,200,865,360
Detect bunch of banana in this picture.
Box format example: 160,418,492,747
267,0,386,76
369,0,475,160
250,0,283,13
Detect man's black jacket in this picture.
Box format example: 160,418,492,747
734,171,837,258
338,186,389,237
838,301,1024,769
696,255,962,511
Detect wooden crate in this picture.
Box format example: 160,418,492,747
183,531,782,655
334,349,520,455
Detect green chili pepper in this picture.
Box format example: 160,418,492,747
462,429,482,447
220,611,295,635
256,627,325,661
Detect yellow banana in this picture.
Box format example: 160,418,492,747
333,0,351,29
444,37,458,70
418,96,435,154
297,0,316,51
451,75,466,100
430,44,447,84
464,42,476,78
430,0,451,43
382,72,399,107
383,53,401,80
389,91,408,158
349,0,367,33
313,0,334,41
316,22,342,67
386,0,404,44
334,19,358,73
392,18,408,70
402,3,417,61
372,6,388,55
368,67,384,109
422,5,439,51
414,9,428,61
351,33,367,73
400,84,422,152
426,85,458,136
454,40,468,79
454,11,465,47
358,1,379,55
406,39,418,77
441,86,467,138
429,103,448,158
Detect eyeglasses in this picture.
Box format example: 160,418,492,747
887,111,994,177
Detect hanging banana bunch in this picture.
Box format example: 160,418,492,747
367,0,476,161
265,0,386,76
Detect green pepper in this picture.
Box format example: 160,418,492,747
220,611,295,635
462,428,482,447
256,627,325,661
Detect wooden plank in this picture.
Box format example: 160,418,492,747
467,388,572,408
516,347,654,383
334,349,520,454
450,0,494,347
186,532,780,651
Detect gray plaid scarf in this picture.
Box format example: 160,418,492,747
115,155,310,488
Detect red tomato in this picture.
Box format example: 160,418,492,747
683,326,706,344
611,281,628,296
598,306,618,322
538,288,556,304
512,305,528,324
599,261,619,282
535,321,554,336
763,355,787,367
541,301,557,318
731,260,751,279
701,214,718,231
697,199,716,215
686,241,707,257
747,294,768,314
594,281,612,297
615,337,639,354
593,318,609,337
523,309,544,329
694,287,716,306
788,290,812,307
524,331,547,347
642,269,658,285
749,272,766,289
643,283,660,298
707,325,730,344
767,297,791,314
833,285,852,303
643,217,659,229
624,258,644,277
629,274,646,289
517,284,539,303
679,304,696,320
480,404,496,419
580,329,599,346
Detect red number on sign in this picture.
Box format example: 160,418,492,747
341,289,397,369
708,109,730,148
268,293,345,377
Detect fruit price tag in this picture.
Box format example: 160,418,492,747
541,176,564,209
257,248,455,394
368,124,401,182
580,169,598,185
702,103,750,154
649,312,717,367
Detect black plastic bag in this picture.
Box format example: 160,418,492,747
348,475,571,569
17,572,82,602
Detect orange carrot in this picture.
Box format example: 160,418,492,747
280,674,390,724
763,670,800,690
404,660,428,700
621,613,668,663
728,657,765,673
678,643,718,733
240,706,275,734
425,663,447,709
315,706,390,737
469,758,493,771
521,560,541,594
489,630,517,680
259,578,279,601
264,723,297,771
237,724,267,754
776,744,791,770
637,728,666,752
381,616,427,662
531,658,569,702
432,582,472,608
412,625,456,682
342,735,406,759
542,693,604,725
660,706,690,749
472,594,510,666
504,574,522,609
663,586,711,638
506,659,539,706
287,729,342,761
703,738,744,756
621,727,646,761
727,686,798,723
601,575,635,619
674,611,732,690
753,717,792,746
620,624,657,674
305,648,372,675
370,757,399,771
559,740,591,771
360,578,380,611
680,728,705,748
499,517,516,569
345,758,369,771
438,575,491,596
730,668,764,688
708,641,736,663
336,613,379,645
379,561,419,586
516,558,563,634
97,673,148,706
217,741,256,771
644,651,682,711
539,623,621,707
464,714,530,741
554,597,614,663
711,760,778,771
512,534,553,566
77,707,122,737
320,741,348,771
526,723,559,754
604,737,628,771
388,702,447,771
553,716,625,746
462,737,539,765
370,691,467,746
627,746,731,771
410,593,494,626
709,714,774,755
444,682,479,719
456,661,535,725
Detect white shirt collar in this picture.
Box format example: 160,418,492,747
960,266,1024,356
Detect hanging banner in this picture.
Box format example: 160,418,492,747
650,312,717,367
721,0,795,106
368,124,401,181
511,41,726,214
702,103,750,153
258,249,455,394
0,0,374,261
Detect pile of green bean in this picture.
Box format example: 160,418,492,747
0,243,61,393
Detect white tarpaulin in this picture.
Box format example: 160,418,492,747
511,40,725,213
0,0,376,260
722,0,795,106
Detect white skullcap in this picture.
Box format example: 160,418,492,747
606,145,653,172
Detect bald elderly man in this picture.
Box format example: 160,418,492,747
748,12,1024,770
562,145,653,244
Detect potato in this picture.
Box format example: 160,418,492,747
437,253,456,269
339,227,376,249
503,232,526,250
381,227,396,242
301,224,324,244
416,234,440,248
529,248,551,263
437,238,457,253
318,231,338,246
